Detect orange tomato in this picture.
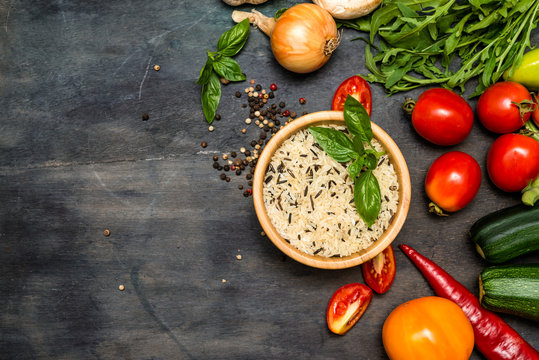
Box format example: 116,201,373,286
383,296,474,360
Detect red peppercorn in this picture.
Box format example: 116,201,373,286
270,83,277,91
299,97,306,104
231,165,236,171
246,188,252,195
282,110,290,117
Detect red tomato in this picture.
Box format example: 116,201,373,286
361,244,396,294
477,81,533,133
425,151,481,213
383,297,475,360
332,75,372,115
410,88,474,146
327,283,372,335
487,134,539,192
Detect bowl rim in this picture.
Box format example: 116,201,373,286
253,110,411,269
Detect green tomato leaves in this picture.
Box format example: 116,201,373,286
309,95,383,227
198,19,250,124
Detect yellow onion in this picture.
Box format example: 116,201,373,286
232,4,340,74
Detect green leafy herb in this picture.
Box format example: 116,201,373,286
309,95,383,227
274,8,289,20
339,0,539,96
198,19,250,123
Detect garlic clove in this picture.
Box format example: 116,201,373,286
312,0,382,19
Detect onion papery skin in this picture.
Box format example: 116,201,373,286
270,4,338,74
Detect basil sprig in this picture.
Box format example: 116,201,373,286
197,19,250,124
309,95,384,227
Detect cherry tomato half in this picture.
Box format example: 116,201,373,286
361,244,396,294
383,296,475,360
332,75,372,115
425,151,481,213
477,81,533,133
487,134,539,192
327,283,372,335
410,88,474,146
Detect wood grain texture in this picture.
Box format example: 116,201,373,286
0,1,537,359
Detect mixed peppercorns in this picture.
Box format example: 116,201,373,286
205,80,307,196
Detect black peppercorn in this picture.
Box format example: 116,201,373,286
142,113,149,121
235,91,242,98
269,92,275,99
213,155,218,162
231,151,237,158
246,173,253,180
218,166,223,171
250,140,257,147
201,141,208,148
263,125,270,132
279,101,285,108
236,169,242,175
260,132,267,140
220,173,226,180
255,84,262,91
213,162,219,169
242,159,248,166
225,177,230,182
275,120,281,126
238,185,244,190
248,180,253,186
214,114,221,121
224,165,230,171
243,191,249,197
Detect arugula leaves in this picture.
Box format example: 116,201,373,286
339,0,539,96
309,96,384,227
197,19,250,124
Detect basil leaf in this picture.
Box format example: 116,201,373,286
201,72,221,124
212,56,246,82
197,56,213,85
354,170,381,228
344,95,373,142
352,135,365,155
308,127,358,163
348,157,364,180
364,152,378,170
217,19,250,57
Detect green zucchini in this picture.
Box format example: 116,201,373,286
479,264,539,321
470,204,539,264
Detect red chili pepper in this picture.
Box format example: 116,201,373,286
399,244,539,360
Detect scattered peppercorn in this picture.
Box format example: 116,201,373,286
282,110,290,117
208,126,214,132
255,84,262,91
103,229,111,237
279,101,286,108
213,155,218,161
235,91,242,98
299,97,306,104
213,162,219,169
214,114,221,121
220,173,226,180
224,165,230,171
270,83,277,91
238,185,244,190
225,177,230,182
201,141,208,148
119,285,125,291
142,113,149,121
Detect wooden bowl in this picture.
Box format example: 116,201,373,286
253,111,411,269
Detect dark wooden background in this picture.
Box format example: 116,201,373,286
1,1,537,359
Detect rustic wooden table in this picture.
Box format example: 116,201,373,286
1,1,537,359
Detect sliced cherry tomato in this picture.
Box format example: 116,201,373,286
425,151,481,214
332,75,372,115
361,244,396,294
487,133,539,192
383,297,475,360
477,81,533,133
409,88,474,146
327,283,372,335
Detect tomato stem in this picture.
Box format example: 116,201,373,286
401,97,415,116
428,202,448,216
521,119,539,142
521,175,539,206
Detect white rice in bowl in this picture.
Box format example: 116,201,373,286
262,126,399,258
